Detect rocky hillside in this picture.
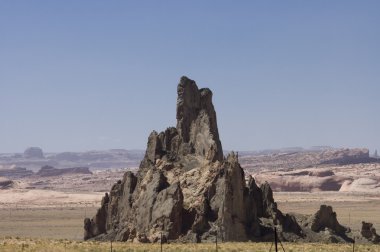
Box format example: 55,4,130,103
84,77,360,243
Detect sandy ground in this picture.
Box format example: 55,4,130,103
0,189,380,240
0,189,102,239
0,207,98,240
275,192,380,231
0,189,103,209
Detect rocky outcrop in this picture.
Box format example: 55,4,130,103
361,222,380,243
176,77,223,162
24,147,44,159
308,205,348,235
36,165,92,177
84,76,351,243
84,193,109,240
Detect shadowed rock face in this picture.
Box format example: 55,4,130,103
83,77,350,243
309,205,348,235
361,222,380,243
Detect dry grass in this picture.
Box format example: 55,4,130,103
0,207,98,240
1,192,380,251
0,238,379,252
275,192,380,231
1,193,380,240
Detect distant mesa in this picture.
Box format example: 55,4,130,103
36,165,92,177
24,147,44,159
319,148,372,165
0,177,14,189
0,167,34,179
53,152,81,162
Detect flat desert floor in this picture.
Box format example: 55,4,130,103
0,189,101,240
1,189,380,241
275,192,380,231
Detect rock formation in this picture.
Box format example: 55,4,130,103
24,147,44,159
84,76,350,243
308,205,348,235
319,148,373,165
361,222,380,243
36,165,92,177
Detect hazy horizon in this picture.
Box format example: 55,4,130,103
1,144,377,156
1,1,379,153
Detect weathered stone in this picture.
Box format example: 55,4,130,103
84,193,109,240
151,182,183,239
260,181,277,218
84,76,353,243
361,221,380,243
309,205,348,235
176,76,223,162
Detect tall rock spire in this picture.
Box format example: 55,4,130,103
176,76,223,162
84,76,351,244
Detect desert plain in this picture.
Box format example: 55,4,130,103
1,148,380,251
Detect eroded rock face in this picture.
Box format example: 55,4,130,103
309,205,348,235
176,77,223,162
84,77,350,243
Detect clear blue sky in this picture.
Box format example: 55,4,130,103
1,1,379,153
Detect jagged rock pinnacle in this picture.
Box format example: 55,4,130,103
176,76,223,162
83,76,352,244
